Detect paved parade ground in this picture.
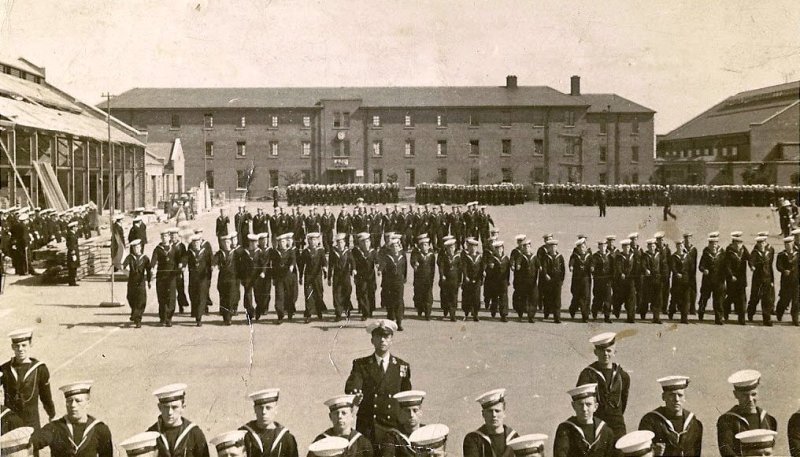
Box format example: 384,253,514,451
1,202,798,455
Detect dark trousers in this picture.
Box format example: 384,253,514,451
274,275,298,319
355,277,376,318
663,205,677,220
698,276,724,321
241,281,256,320
176,270,189,310
218,280,240,324
413,281,434,317
67,265,78,286
639,278,662,320
512,282,537,320
571,277,591,320
487,285,509,318
540,280,562,321
303,275,325,318
188,273,210,321
776,283,799,324
748,281,775,325
591,278,612,319
670,280,690,322
599,205,606,217
156,275,177,323
332,278,353,317
614,280,637,322
127,283,147,323
383,282,405,323
725,285,747,324
254,277,271,319
440,281,459,318
461,284,481,317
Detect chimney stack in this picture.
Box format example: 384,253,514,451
570,75,580,96
506,75,518,89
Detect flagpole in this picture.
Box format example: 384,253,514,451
100,92,121,308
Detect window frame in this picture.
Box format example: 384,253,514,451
236,141,247,158
437,140,448,157
404,139,415,157
269,141,279,157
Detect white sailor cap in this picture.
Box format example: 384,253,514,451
306,232,321,239
615,430,655,456
323,394,356,411
507,434,548,456
589,332,617,348
8,328,33,343
258,233,270,240
189,235,202,242
654,231,665,239
355,232,369,241
492,240,504,248
68,221,79,228
59,381,93,398
113,215,124,221
227,232,238,240
708,231,720,238
546,239,558,246
620,239,631,246
735,429,777,451
129,239,142,247
567,383,598,401
542,233,554,240
248,388,280,405
409,424,450,451
443,239,456,247
133,216,143,222
277,232,294,240
466,238,480,246
783,200,791,207
442,235,455,242
135,207,145,212
416,234,429,241
334,233,347,241
728,369,761,391
784,236,795,243
418,238,431,245
393,390,426,408
475,388,506,408
0,427,35,457
490,228,500,234
756,231,769,237
366,319,398,335
606,235,617,241
645,239,656,245
656,376,690,391
628,232,639,239
247,234,260,242
17,214,29,221
708,236,719,242
597,240,606,246
731,231,743,239
792,228,800,235
574,238,585,246
194,228,204,234
152,383,187,403
515,234,527,243
682,232,693,238
167,228,179,234
467,201,478,207
119,432,161,456
755,236,767,242
308,437,349,457
209,431,247,453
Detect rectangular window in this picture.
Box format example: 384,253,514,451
205,141,214,158
533,167,545,182
437,140,447,157
170,114,180,129
501,167,513,183
372,115,381,127
502,139,512,155
704,148,710,156
632,116,640,134
533,139,544,156
404,114,413,127
269,169,279,187
270,141,279,157
533,111,545,127
333,112,341,128
337,140,351,157
470,140,480,156
301,141,311,157
501,112,512,127
564,139,575,156
204,113,213,129
469,114,480,127
600,118,608,134
713,147,718,156
405,140,415,157
406,169,416,187
437,114,447,127
236,141,246,158
731,146,738,157
270,115,278,128
236,170,248,189
239,116,246,129
373,169,383,183
599,145,607,162
469,168,480,185
302,170,311,184
342,112,350,128
632,146,639,163
372,140,383,156
437,168,447,184
564,111,575,126
206,170,215,189
632,173,639,184
599,172,607,184
303,116,311,128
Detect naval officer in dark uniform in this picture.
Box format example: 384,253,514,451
345,320,412,445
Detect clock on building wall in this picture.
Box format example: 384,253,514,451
337,131,346,140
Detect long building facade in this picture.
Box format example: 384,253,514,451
655,80,800,186
109,76,655,199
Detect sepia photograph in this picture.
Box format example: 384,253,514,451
0,1,799,456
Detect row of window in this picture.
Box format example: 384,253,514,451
170,111,643,130
597,145,640,163
1,65,42,84
660,146,739,159
205,141,312,158
373,139,539,157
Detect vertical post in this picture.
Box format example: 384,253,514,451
100,92,120,307
32,131,39,206
203,126,209,211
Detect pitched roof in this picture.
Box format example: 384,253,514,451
0,55,45,78
578,93,654,114
147,142,174,161
662,80,800,141
108,85,594,110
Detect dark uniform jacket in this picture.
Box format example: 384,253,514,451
215,216,229,237
463,424,518,457
31,415,113,457
461,252,484,287
749,247,774,285
484,253,511,294
553,417,615,457
352,247,377,284
299,247,327,281
788,411,800,457
699,245,726,280
1,357,55,428
725,245,749,290
309,429,373,457
638,407,703,456
410,250,436,285
236,247,258,286
0,405,24,432
147,417,210,457
345,354,412,438
240,421,298,457
716,406,777,457
777,249,799,286
151,243,180,278
438,251,463,285
66,231,80,267
380,425,418,457
577,363,630,432
129,223,148,245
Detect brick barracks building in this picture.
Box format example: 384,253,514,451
108,76,655,199
656,80,800,186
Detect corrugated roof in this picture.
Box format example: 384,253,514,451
0,55,45,78
579,93,655,114
0,96,143,145
662,80,800,141
0,73,80,112
109,85,593,109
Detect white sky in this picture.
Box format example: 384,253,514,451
1,0,799,134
